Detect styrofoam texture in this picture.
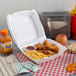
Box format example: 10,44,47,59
6,10,67,64
22,39,67,64
6,10,46,48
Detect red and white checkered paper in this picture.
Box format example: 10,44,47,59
16,51,76,76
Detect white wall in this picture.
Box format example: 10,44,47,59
0,0,76,29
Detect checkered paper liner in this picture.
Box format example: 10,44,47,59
16,52,76,76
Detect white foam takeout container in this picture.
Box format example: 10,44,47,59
6,10,67,64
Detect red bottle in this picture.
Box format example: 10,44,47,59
72,14,76,40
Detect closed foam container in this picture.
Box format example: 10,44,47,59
6,10,67,64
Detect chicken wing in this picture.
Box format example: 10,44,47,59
43,40,59,53
36,43,45,50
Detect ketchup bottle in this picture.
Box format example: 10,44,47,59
72,14,76,40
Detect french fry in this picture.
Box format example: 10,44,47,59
24,50,48,60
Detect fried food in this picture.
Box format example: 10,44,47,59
24,40,60,60
47,50,57,56
67,43,76,54
36,43,45,50
43,40,52,49
66,63,76,71
24,50,48,60
37,50,57,56
43,40,59,53
50,44,59,53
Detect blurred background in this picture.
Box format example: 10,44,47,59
0,0,76,29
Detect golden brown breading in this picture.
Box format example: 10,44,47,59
36,43,45,50
37,50,57,56
47,50,57,56
43,40,59,53
43,40,52,50
43,40,52,51
50,44,59,53
66,63,76,71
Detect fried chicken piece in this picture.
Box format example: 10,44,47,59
47,50,57,56
37,50,56,56
43,40,59,53
36,43,45,50
43,40,52,49
66,63,76,71
50,44,59,53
